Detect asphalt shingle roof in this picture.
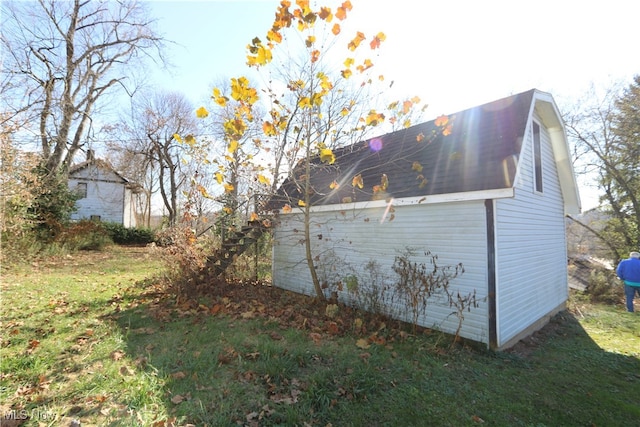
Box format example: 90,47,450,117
273,89,535,208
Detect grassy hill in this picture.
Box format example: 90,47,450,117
2,246,638,426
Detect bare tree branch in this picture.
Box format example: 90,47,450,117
1,0,165,173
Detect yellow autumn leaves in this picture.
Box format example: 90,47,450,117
346,31,385,51
173,133,196,146
246,38,273,67
281,170,397,214
352,173,363,189
179,0,437,215
196,107,208,118
435,114,453,136
373,174,389,195
295,72,333,109
320,148,336,164
174,107,207,146
365,110,385,126
247,0,385,85
347,31,365,51
249,0,354,67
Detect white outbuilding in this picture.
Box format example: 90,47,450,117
269,89,581,350
68,151,140,228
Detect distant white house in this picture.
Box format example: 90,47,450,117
270,89,581,350
68,151,140,227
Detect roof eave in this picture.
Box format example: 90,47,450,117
532,91,582,215
278,188,515,215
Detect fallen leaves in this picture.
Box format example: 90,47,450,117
210,303,223,315
87,394,108,403
309,332,323,345
152,418,180,427
245,404,276,425
241,310,257,319
245,351,261,360
110,350,125,361
25,339,40,354
327,321,340,335
269,331,283,341
4,247,451,427
170,392,191,405
269,388,301,405
13,374,51,401
170,371,187,380
325,303,339,318
48,298,68,314
355,338,370,349
218,347,239,365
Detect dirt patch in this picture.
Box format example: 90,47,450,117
505,311,573,358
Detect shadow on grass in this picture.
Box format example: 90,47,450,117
498,309,640,425
1,287,163,425
107,285,640,427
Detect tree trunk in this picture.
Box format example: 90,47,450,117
302,118,324,300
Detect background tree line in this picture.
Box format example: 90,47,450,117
565,76,640,262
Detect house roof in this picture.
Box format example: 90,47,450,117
69,157,130,184
272,89,581,214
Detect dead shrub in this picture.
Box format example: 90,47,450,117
391,249,476,344
55,220,112,251
155,226,210,299
586,270,623,305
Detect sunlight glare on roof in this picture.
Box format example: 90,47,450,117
369,138,383,152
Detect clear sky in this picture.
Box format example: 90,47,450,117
148,0,639,113
147,0,640,209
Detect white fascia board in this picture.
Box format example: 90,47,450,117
278,188,515,214
533,91,582,215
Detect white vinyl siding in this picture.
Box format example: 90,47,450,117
494,114,568,346
69,164,128,225
273,200,490,344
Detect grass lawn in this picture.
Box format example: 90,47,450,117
1,246,639,426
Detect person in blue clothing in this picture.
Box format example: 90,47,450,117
616,251,640,312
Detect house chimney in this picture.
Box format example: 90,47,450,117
87,149,95,161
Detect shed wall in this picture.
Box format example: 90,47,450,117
273,200,490,343
494,113,568,347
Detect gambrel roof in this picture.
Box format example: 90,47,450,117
274,89,580,214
